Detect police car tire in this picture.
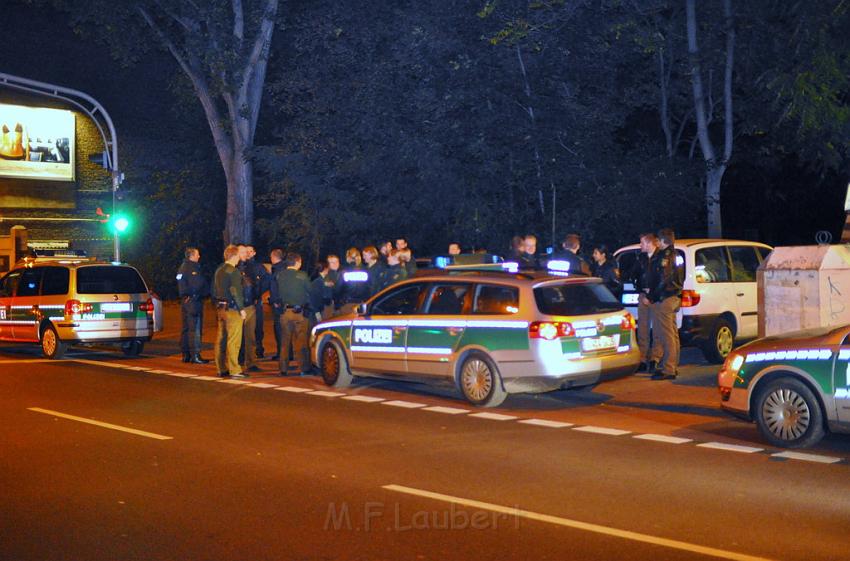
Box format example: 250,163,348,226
458,352,507,408
321,340,353,388
122,340,144,357
753,377,825,449
41,325,67,360
701,318,735,364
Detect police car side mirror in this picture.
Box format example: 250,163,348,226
356,303,369,316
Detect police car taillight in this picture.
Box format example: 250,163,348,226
529,321,575,340
681,289,701,307
620,312,636,330
139,298,154,314
64,299,93,315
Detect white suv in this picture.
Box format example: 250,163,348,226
614,239,772,363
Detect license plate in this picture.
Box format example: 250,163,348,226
621,293,639,305
581,334,619,352
100,302,132,313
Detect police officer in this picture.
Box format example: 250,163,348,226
630,233,663,374
244,245,270,359
336,247,370,315
324,254,342,319
591,244,622,298
362,245,384,297
517,234,541,270
381,249,407,289
310,260,330,326
268,248,287,360
177,247,209,363
213,244,247,378
237,245,260,373
551,234,592,275
270,252,313,376
648,228,684,380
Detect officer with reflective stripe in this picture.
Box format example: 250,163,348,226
177,246,209,364
270,252,313,376
213,244,247,378
336,247,370,315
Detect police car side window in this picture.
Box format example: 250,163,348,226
16,268,43,297
1,269,24,297
425,284,471,315
41,267,70,296
474,284,519,314
371,284,425,315
695,247,730,283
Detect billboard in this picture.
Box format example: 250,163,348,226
0,103,75,182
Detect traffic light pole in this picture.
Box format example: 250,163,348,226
0,72,123,260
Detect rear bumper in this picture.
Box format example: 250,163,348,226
501,346,640,393
56,318,153,343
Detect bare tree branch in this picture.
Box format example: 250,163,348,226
233,0,244,42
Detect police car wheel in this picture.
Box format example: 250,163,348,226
321,341,352,388
754,377,825,448
701,318,735,364
122,340,144,356
459,353,506,408
41,325,67,360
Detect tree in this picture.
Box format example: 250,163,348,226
46,0,280,244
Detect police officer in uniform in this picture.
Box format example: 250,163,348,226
648,228,684,380
176,247,209,363
268,248,287,360
244,245,270,359
237,245,260,373
270,252,313,376
630,233,662,373
551,233,592,275
336,248,370,315
213,244,247,378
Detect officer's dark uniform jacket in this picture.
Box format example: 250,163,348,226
310,274,327,313
177,259,208,311
213,263,245,310
647,246,683,303
271,267,312,312
367,261,385,297
594,259,622,297
516,251,540,270
242,258,269,305
337,264,370,305
381,264,407,290
323,269,340,307
549,251,588,275
237,261,257,307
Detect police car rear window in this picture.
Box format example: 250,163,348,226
534,283,623,316
76,266,148,294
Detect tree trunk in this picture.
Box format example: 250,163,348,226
706,166,725,237
224,152,254,244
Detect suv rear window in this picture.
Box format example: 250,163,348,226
76,266,148,294
534,282,623,316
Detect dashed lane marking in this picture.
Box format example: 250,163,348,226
383,484,777,561
423,406,470,415
307,390,346,398
341,395,386,403
0,359,62,364
519,418,573,428
382,400,427,409
469,412,519,421
159,372,197,378
633,434,693,445
190,375,222,381
274,386,314,393
28,407,173,441
697,442,763,454
218,379,252,385
573,425,631,436
248,383,279,389
771,451,842,464
146,369,176,374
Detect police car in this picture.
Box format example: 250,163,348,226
311,266,639,407
0,255,155,359
718,324,850,448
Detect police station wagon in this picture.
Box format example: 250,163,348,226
310,269,639,407
0,256,155,359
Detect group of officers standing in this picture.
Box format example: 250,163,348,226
176,228,683,381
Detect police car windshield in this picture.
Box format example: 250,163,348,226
534,283,623,316
76,266,148,294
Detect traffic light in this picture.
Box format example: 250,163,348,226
109,213,130,234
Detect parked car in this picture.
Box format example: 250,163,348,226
311,267,639,407
718,324,850,448
614,239,772,363
0,256,156,358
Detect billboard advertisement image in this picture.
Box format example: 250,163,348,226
0,103,75,182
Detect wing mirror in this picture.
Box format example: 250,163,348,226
356,302,369,316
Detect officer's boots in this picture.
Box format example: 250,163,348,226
189,354,210,364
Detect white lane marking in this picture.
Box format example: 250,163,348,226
147,369,175,374
519,418,573,428
308,390,346,398
697,442,763,454
0,359,63,364
382,400,427,409
190,376,222,381
423,406,470,415
573,425,631,436
28,407,173,441
248,383,279,389
342,395,386,403
159,372,197,378
274,386,314,393
469,412,519,421
633,434,693,445
771,451,842,464
383,484,777,561
123,366,151,371
218,379,252,385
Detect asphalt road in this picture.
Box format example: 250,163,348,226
1,342,849,561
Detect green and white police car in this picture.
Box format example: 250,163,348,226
311,268,639,407
718,324,850,448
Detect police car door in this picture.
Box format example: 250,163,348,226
0,269,21,340
405,282,471,377
835,330,850,424
351,282,426,374
10,267,43,342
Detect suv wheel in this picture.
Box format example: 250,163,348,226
321,341,353,388
701,318,735,364
754,377,825,448
122,340,144,356
458,352,507,407
41,325,68,359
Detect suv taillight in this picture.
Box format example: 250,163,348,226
64,299,93,316
529,321,575,340
139,298,154,314
620,312,636,330
681,289,701,308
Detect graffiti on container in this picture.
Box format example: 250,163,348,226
828,276,845,320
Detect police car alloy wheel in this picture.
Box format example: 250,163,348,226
459,353,507,408
321,341,353,388
754,377,825,448
41,325,67,360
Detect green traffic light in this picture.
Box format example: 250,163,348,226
114,216,129,232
